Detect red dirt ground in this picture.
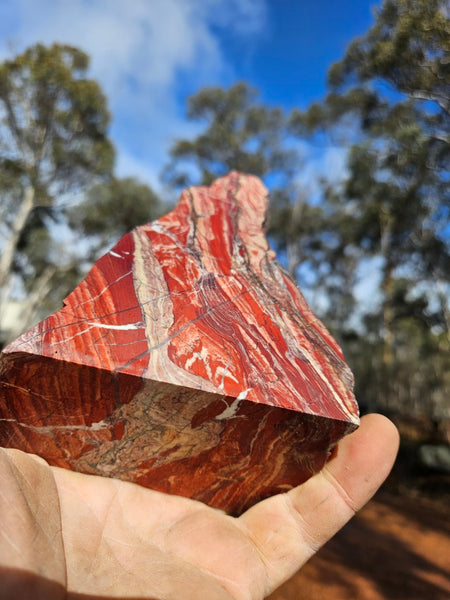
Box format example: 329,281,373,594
268,489,450,600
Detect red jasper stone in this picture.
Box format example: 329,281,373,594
0,172,359,515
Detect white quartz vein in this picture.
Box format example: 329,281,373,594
0,418,109,432
87,322,143,331
215,394,248,420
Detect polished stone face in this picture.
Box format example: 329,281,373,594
0,172,359,515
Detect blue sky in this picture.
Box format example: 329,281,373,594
0,0,379,192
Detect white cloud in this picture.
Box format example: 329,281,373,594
203,0,268,35
293,142,349,204
115,150,162,192
0,0,267,188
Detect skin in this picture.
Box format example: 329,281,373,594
0,413,399,600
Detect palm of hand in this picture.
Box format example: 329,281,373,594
0,415,398,600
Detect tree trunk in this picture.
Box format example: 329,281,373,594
6,265,57,343
0,186,35,289
286,241,301,280
379,208,395,409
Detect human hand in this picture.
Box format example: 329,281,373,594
0,413,398,600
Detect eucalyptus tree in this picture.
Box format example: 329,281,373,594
0,43,115,342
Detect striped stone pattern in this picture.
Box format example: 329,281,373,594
0,172,359,515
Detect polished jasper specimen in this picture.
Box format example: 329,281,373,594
0,172,359,515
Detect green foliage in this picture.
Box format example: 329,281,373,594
164,82,296,188
0,43,114,200
328,0,450,111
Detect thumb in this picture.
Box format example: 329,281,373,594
238,414,399,595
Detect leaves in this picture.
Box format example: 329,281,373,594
328,0,450,112
0,44,114,195
165,82,296,187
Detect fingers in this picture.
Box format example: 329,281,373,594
238,414,399,595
